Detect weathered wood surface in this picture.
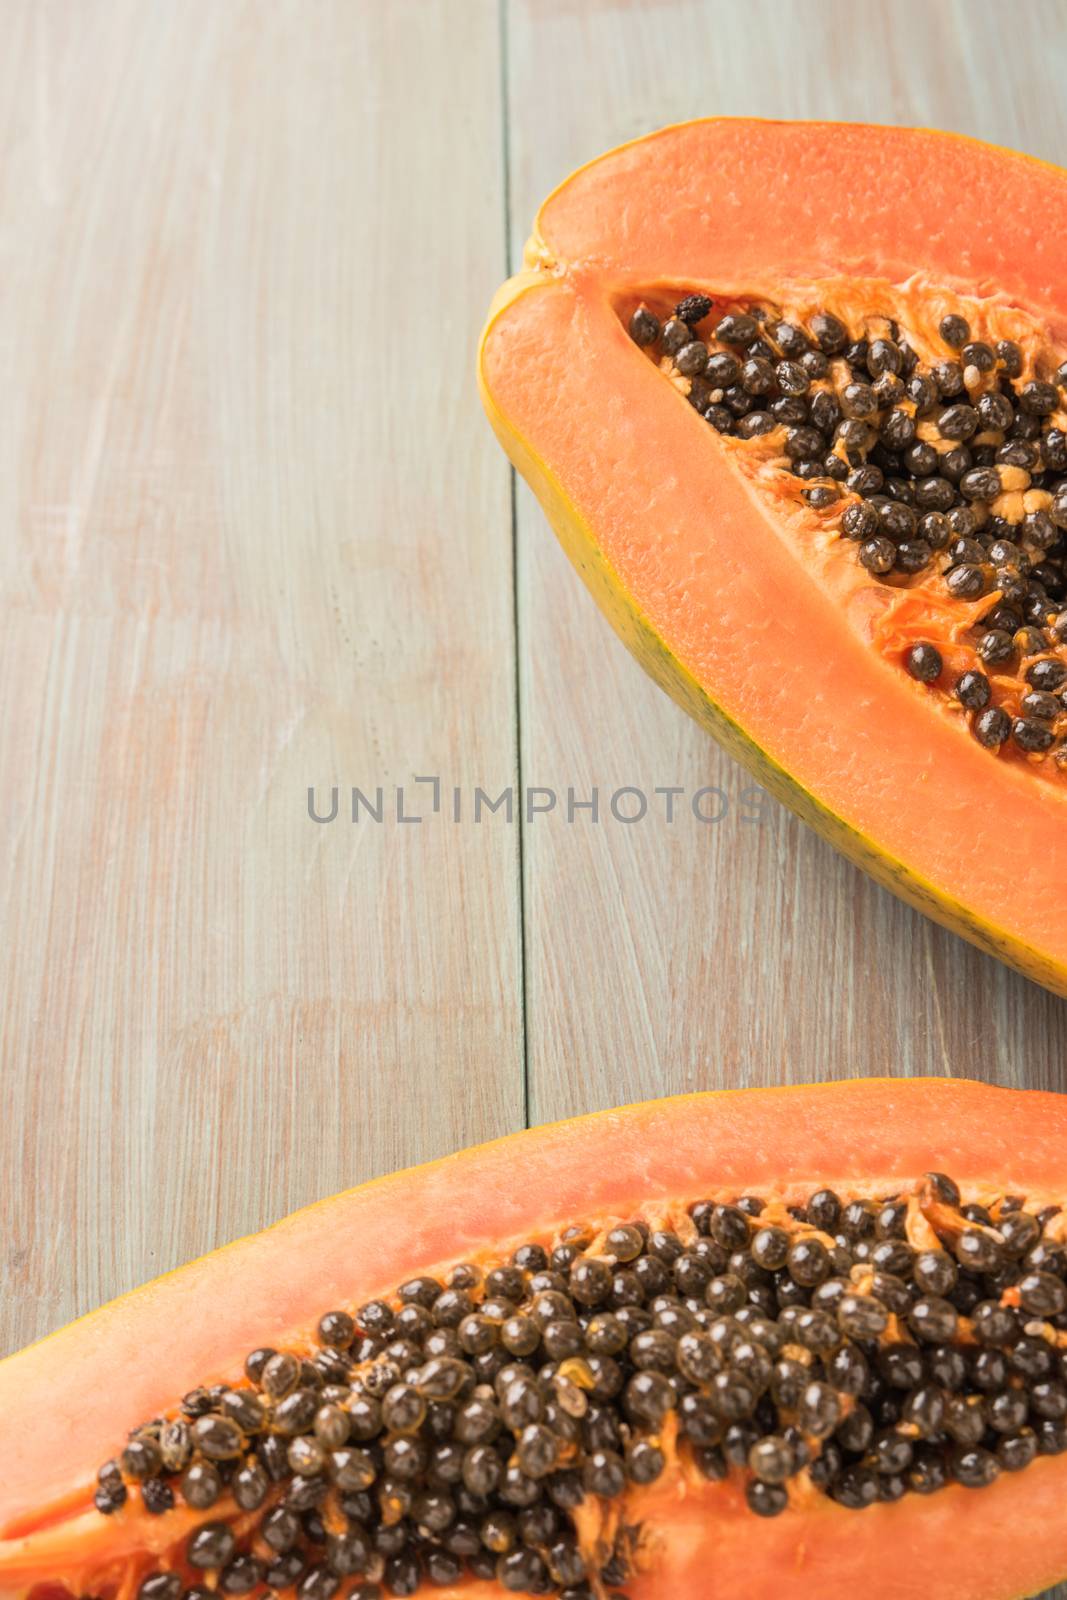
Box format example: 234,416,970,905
0,0,522,1359
3,15,1067,1591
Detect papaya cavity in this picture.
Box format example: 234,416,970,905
625,283,1067,773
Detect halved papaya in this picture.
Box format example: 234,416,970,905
478,119,1067,995
4,1077,1067,1600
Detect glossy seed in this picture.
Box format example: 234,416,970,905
939,314,970,348
606,1224,645,1262
628,306,661,346
188,1523,237,1570
715,311,758,345
955,671,991,711
945,563,988,600
905,643,942,684
191,1415,245,1461
1013,717,1056,753
859,537,896,575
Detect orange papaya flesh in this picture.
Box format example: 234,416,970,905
478,119,1067,995
3,1078,1067,1600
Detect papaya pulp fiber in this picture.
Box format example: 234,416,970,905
3,1078,1067,1600
478,119,1067,995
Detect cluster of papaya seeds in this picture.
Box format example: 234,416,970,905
632,291,1067,769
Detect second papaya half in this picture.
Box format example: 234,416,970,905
479,118,1067,995
6,1078,1067,1599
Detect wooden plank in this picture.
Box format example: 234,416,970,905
0,0,521,1360
506,0,1067,1128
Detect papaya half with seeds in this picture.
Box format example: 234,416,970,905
478,118,1067,996
4,1077,1067,1600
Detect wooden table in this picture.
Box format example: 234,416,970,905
3,13,1067,1585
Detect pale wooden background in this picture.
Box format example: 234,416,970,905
3,13,1067,1585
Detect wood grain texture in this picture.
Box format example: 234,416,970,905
507,0,1067,1124
0,0,522,1360
3,6,1067,1588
